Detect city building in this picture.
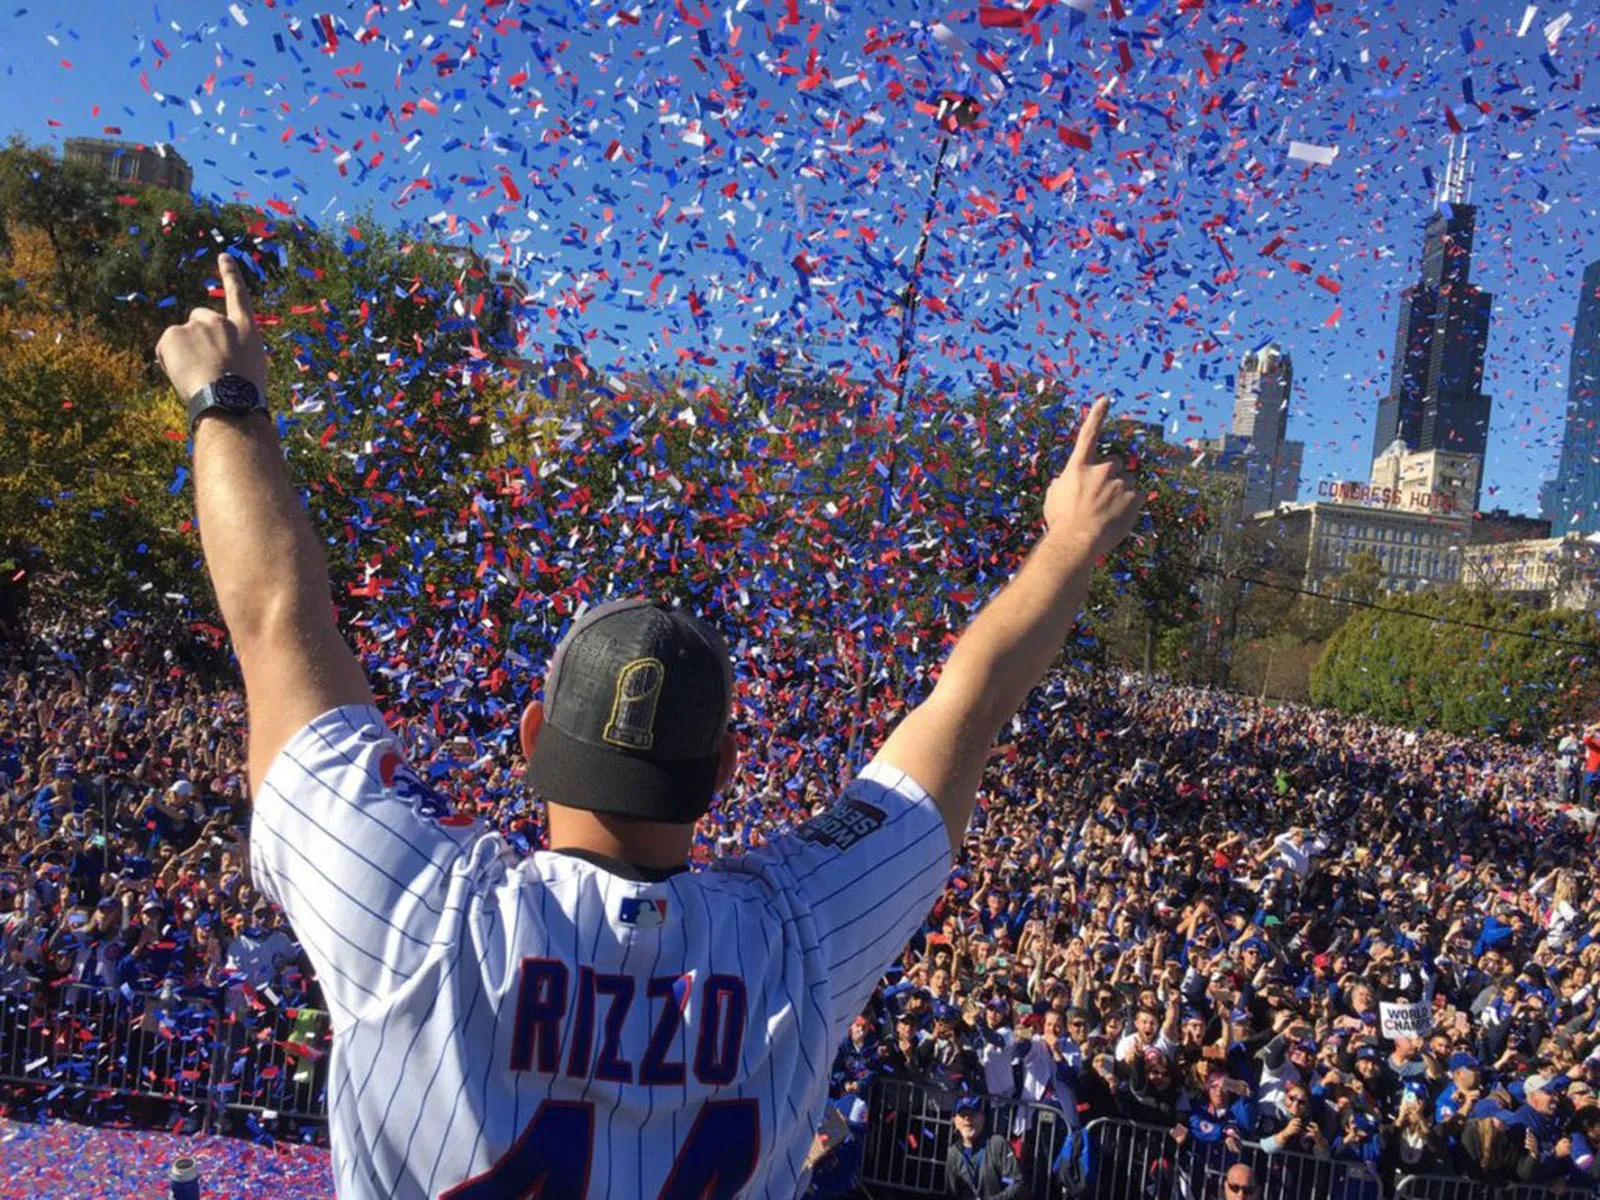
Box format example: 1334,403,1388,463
1228,343,1303,512
1365,443,1480,518
1253,498,1468,596
1540,260,1600,534
1460,534,1600,611
1255,445,1479,594
1189,345,1302,516
1371,139,1492,505
62,137,192,193
1471,508,1551,547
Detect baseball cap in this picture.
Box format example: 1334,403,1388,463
1448,1052,1480,1072
527,600,734,823
1525,1073,1555,1095
953,1095,983,1114
169,779,194,797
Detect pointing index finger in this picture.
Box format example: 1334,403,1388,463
1070,397,1110,465
218,253,254,329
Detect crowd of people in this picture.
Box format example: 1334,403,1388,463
3,605,1599,1196
817,676,1600,1196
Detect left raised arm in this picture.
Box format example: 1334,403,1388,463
157,254,370,793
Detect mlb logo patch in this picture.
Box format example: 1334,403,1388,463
619,896,669,928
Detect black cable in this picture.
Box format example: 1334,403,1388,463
1185,559,1600,652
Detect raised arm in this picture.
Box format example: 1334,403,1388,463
156,254,370,793
872,397,1142,854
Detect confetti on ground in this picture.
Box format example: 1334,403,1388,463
0,1120,333,1200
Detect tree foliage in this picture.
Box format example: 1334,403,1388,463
0,137,116,319
0,303,191,600
1310,588,1600,740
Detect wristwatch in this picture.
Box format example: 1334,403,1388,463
187,374,267,431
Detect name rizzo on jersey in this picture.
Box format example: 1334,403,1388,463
251,705,951,1198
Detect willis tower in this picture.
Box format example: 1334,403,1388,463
1371,140,1493,496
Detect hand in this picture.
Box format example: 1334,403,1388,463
1525,1130,1538,1156
155,254,267,402
1556,1137,1571,1158
1169,1125,1188,1146
1042,397,1143,558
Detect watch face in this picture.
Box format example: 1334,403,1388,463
212,375,260,412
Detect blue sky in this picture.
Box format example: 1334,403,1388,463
1,0,1596,514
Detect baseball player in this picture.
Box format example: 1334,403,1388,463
156,253,1141,1197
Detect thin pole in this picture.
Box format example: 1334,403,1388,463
878,131,954,526
848,129,957,766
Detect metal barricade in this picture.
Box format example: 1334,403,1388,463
0,984,220,1125
861,1077,1073,1198
0,984,327,1139
1087,1119,1385,1200
1083,1117,1191,1200
212,1002,331,1132
857,1094,1525,1200
1394,1176,1493,1200
1252,1146,1382,1200
1492,1188,1575,1200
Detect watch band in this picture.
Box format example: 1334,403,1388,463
187,374,267,432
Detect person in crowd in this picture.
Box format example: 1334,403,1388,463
1223,1163,1259,1199
946,1096,1026,1200
1583,723,1600,810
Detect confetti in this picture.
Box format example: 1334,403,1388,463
1286,140,1339,166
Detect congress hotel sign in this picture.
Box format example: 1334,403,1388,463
1315,480,1462,514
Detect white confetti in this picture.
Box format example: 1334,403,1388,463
1287,141,1339,166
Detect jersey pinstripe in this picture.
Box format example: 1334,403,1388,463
252,705,951,1198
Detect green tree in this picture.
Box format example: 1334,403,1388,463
85,189,266,359
0,138,116,321
1310,588,1600,740
0,305,191,600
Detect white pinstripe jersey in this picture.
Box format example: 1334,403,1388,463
252,705,951,1199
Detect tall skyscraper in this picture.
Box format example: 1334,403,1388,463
1371,140,1493,503
1542,260,1600,534
1231,343,1302,512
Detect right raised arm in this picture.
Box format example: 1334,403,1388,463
871,397,1142,855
